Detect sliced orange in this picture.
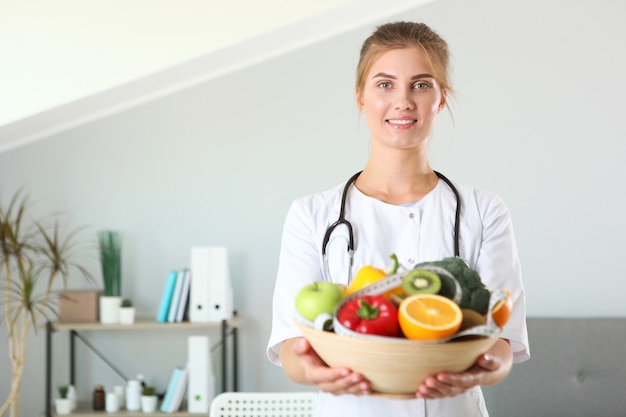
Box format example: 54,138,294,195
492,289,513,328
398,294,463,341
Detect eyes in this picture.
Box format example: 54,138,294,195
377,80,432,90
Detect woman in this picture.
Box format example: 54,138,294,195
267,21,529,416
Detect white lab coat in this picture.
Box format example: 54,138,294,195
267,177,530,417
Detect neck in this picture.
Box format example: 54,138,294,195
355,152,438,205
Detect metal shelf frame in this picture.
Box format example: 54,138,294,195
44,316,240,417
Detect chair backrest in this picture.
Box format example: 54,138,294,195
209,392,318,417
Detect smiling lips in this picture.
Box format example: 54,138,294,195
387,118,416,129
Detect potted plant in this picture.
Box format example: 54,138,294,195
97,230,122,323
140,386,158,413
54,385,72,415
118,297,136,325
1,191,92,417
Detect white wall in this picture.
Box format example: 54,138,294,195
1,0,625,415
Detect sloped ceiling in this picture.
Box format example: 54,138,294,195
0,0,434,154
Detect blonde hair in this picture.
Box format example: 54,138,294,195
356,21,454,99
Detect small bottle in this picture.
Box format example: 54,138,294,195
137,373,146,389
105,392,119,413
125,379,142,411
92,385,105,410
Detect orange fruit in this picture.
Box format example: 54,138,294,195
491,289,513,328
398,294,463,340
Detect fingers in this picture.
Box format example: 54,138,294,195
314,369,371,396
476,353,498,371
416,354,502,399
294,338,371,396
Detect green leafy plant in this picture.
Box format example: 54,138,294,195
1,190,92,417
142,386,156,396
121,298,133,308
97,230,121,296
57,385,69,399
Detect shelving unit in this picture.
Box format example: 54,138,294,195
44,316,242,417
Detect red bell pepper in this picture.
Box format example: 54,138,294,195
337,295,400,337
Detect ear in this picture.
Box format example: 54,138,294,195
355,87,365,111
438,90,447,113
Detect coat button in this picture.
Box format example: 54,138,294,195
409,213,415,219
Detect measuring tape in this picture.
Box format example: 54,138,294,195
297,265,505,344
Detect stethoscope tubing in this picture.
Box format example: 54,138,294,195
321,170,461,267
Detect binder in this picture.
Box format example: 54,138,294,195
167,270,185,323
156,271,178,323
175,269,191,322
159,367,182,413
187,336,214,413
168,367,188,412
189,247,233,323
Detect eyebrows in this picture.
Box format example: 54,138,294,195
371,72,435,81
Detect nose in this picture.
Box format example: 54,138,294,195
395,90,415,110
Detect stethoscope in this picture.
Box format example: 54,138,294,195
321,170,461,282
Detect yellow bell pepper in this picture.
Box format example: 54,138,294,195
345,254,403,298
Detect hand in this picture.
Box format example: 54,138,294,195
415,339,512,399
286,337,371,396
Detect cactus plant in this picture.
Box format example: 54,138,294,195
57,385,69,399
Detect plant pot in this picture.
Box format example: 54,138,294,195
141,395,158,413
99,296,122,324
118,307,136,325
55,398,72,415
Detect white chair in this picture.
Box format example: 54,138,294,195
209,391,318,417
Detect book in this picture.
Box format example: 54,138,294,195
156,271,178,323
167,269,185,323
175,269,191,322
167,366,188,412
159,367,182,413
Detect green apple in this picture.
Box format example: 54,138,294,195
295,281,344,323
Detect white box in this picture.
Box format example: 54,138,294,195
187,335,214,413
190,247,233,323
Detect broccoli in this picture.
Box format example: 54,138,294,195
415,257,490,315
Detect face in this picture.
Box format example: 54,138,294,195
356,47,446,151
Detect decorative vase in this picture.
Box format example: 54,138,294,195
99,296,122,324
55,398,72,415
118,306,136,325
141,395,158,413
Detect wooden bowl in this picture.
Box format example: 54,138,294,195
296,321,499,398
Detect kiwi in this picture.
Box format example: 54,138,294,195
401,269,442,295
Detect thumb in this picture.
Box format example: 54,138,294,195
294,337,311,355
477,353,499,371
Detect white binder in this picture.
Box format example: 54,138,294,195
189,247,234,323
187,335,214,413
